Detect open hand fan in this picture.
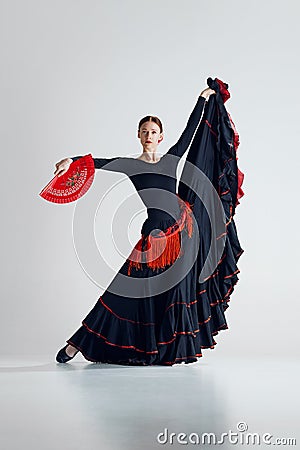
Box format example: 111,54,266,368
39,153,95,203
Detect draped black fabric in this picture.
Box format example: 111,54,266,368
178,76,244,336
65,78,244,365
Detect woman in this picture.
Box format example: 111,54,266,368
54,81,240,366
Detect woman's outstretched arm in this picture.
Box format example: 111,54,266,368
70,155,120,169
166,88,215,160
53,155,122,177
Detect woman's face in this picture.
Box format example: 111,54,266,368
138,121,163,150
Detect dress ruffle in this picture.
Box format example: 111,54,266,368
66,225,243,366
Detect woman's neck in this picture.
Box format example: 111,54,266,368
138,150,160,162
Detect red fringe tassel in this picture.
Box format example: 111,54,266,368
127,196,194,275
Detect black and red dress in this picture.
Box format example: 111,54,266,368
66,77,244,366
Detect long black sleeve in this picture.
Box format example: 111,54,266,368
70,155,120,170
166,95,206,159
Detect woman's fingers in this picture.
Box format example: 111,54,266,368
54,167,62,176
55,167,68,177
207,88,216,96
56,169,67,177
200,87,216,99
54,159,70,177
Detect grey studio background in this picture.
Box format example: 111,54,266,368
0,1,299,449
1,0,299,359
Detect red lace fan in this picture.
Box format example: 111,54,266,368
39,153,95,203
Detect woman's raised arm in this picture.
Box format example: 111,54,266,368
166,88,215,160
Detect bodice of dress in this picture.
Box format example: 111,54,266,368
125,157,179,223
70,95,206,232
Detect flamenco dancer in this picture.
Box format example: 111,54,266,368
54,77,244,366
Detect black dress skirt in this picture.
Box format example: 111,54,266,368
66,78,244,366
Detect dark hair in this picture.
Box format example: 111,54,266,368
138,116,163,133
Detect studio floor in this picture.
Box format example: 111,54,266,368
0,353,298,450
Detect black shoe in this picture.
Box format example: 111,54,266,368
56,344,79,363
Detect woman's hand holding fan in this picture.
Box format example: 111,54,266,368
54,157,73,177
39,153,95,204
